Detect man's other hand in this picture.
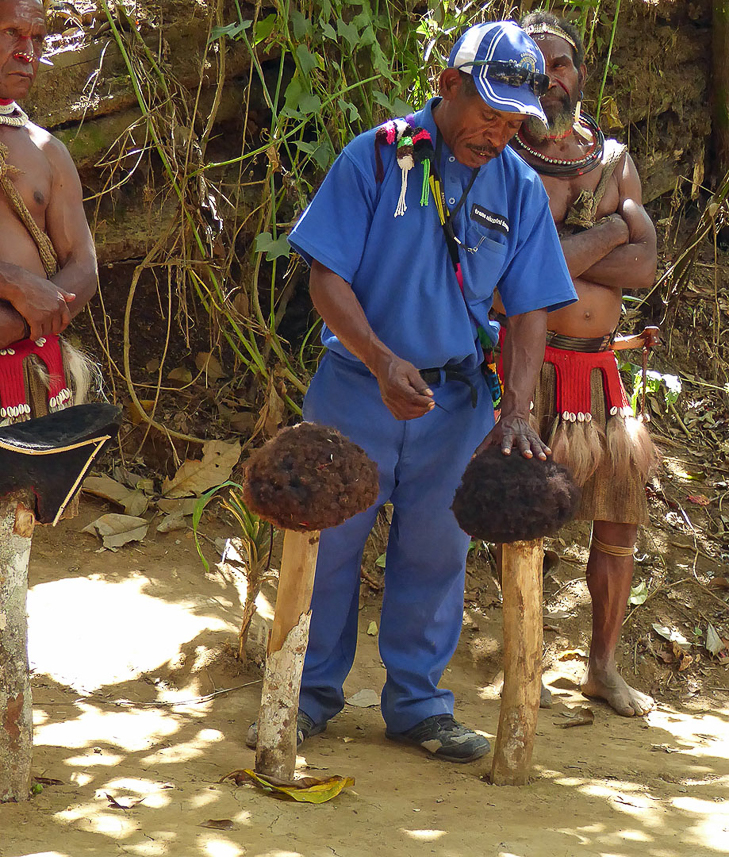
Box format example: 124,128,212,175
374,354,435,420
8,274,75,340
477,414,551,460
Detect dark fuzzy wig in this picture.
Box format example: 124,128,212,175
452,447,580,543
242,422,379,532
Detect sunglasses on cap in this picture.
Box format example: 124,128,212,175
458,59,550,97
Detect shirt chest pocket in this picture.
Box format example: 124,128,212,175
460,222,509,304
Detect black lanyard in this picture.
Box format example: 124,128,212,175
429,132,480,284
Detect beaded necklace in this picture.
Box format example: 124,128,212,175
513,112,604,177
0,101,29,128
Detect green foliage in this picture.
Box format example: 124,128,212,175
619,357,682,415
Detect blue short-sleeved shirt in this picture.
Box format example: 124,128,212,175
288,98,577,372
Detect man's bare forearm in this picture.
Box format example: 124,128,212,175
560,215,628,280
0,302,29,349
500,309,548,419
52,254,97,319
580,237,657,291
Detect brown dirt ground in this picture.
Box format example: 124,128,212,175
1,445,728,857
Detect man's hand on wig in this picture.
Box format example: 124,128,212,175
374,353,434,420
477,414,551,461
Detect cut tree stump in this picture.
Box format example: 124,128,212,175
255,529,321,783
0,491,35,803
491,537,543,786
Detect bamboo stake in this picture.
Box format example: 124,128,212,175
0,492,35,803
491,537,543,786
255,529,321,783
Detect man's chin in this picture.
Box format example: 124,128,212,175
525,111,574,141
523,116,549,142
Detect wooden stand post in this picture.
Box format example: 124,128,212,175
0,492,35,802
491,537,543,786
255,529,320,783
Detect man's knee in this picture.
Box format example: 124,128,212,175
592,520,637,550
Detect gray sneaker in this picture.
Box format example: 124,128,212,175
245,709,327,749
386,714,490,762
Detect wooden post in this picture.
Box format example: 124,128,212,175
255,529,320,783
0,492,36,802
491,537,543,786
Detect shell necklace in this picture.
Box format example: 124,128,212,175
0,101,29,128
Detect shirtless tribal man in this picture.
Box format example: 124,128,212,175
0,0,96,422
514,12,658,716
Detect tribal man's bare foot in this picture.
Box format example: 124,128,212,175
581,664,654,716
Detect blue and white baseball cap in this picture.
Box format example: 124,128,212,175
448,21,549,127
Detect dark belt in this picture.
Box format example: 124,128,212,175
546,330,613,353
420,367,478,408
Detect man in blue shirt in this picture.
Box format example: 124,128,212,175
252,21,577,763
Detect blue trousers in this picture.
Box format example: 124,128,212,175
300,353,494,733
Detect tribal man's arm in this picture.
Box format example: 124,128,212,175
44,136,98,316
578,155,657,291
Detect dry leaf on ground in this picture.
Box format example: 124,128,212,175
226,769,355,804
156,498,198,516
106,793,145,809
162,440,241,498
168,366,192,385
558,707,594,728
83,476,150,517
652,623,692,649
345,689,379,708
195,352,225,381
558,648,589,661
705,623,726,656
199,819,234,830
156,512,188,534
82,514,149,549
672,641,694,671
83,475,131,506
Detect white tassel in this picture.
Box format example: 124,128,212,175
394,154,413,217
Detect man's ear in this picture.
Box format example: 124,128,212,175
578,63,587,90
439,68,463,101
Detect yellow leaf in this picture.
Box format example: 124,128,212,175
162,440,241,497
195,352,226,381
241,770,354,804
168,366,193,384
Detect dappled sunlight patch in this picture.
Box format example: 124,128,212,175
670,797,729,850
57,806,137,837
189,789,224,810
102,777,175,809
553,824,604,846
141,725,226,766
646,707,729,758
120,830,177,856
477,682,501,701
399,828,447,842
255,588,275,622
68,771,93,786
65,751,124,767
35,703,181,752
20,853,67,857
27,575,230,692
200,837,246,857
252,853,304,857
